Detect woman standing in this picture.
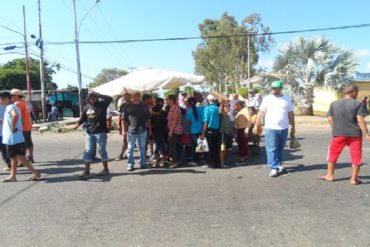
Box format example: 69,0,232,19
219,100,233,167
186,97,205,165
166,95,183,168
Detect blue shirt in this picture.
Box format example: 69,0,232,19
0,105,5,137
186,106,205,134
2,104,24,145
203,103,220,129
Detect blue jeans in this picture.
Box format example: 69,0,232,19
127,131,147,168
264,128,288,170
83,132,108,163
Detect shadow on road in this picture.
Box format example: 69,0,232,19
286,162,356,173
116,168,206,176
39,168,205,184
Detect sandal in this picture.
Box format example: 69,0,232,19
317,174,333,182
28,172,41,181
2,177,17,182
350,179,362,185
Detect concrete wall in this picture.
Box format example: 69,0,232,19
312,81,370,115
313,87,338,114
356,81,370,100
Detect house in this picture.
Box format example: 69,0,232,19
313,78,370,115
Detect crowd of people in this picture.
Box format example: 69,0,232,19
1,82,369,185
74,81,295,179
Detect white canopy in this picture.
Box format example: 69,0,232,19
93,67,205,96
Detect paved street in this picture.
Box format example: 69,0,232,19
0,125,370,247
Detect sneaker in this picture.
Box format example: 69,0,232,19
188,161,197,166
169,162,179,168
140,164,149,169
79,170,91,179
97,169,110,176
269,169,278,177
202,164,213,168
114,156,123,161
27,155,35,163
278,166,286,173
127,166,134,172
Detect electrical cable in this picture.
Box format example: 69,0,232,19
43,23,370,45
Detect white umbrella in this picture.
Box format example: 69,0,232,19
94,67,205,96
241,72,283,86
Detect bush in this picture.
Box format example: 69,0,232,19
237,87,248,96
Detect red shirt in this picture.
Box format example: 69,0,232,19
14,99,33,131
167,105,183,135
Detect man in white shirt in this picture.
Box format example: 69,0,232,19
248,90,262,110
253,81,295,177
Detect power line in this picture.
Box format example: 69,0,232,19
44,23,370,45
77,0,131,66
0,24,23,36
96,5,134,65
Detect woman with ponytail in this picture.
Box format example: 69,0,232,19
186,97,205,165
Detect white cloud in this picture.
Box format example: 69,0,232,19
355,48,370,58
367,62,370,70
259,59,274,69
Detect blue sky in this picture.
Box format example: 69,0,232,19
1,0,370,89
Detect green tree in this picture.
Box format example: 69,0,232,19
65,84,78,92
165,88,180,96
0,57,58,90
193,12,274,92
273,37,358,115
89,68,128,88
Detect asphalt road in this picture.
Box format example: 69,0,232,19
0,125,369,247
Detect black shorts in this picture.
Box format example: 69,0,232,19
6,143,27,158
219,133,233,149
23,131,33,148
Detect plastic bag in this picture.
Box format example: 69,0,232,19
290,133,301,149
196,138,209,153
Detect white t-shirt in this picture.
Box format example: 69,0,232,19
259,94,293,130
248,95,262,109
228,99,238,121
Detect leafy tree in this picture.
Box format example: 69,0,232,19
165,88,180,96
193,12,274,92
273,37,358,115
89,68,128,88
183,86,193,96
65,84,78,92
0,57,58,90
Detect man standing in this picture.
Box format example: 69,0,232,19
10,89,34,163
0,101,11,171
248,90,262,110
0,92,40,182
201,94,220,168
122,92,151,171
319,85,370,185
76,90,112,178
114,91,132,161
253,81,295,177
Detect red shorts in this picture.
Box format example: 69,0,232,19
327,136,362,165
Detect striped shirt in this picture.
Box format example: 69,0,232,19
167,105,183,135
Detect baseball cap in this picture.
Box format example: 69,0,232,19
271,81,283,89
10,88,23,96
207,94,215,101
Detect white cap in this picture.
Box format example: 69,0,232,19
10,88,23,96
207,94,215,101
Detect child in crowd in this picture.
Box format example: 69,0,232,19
151,98,168,167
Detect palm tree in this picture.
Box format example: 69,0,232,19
273,37,358,115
